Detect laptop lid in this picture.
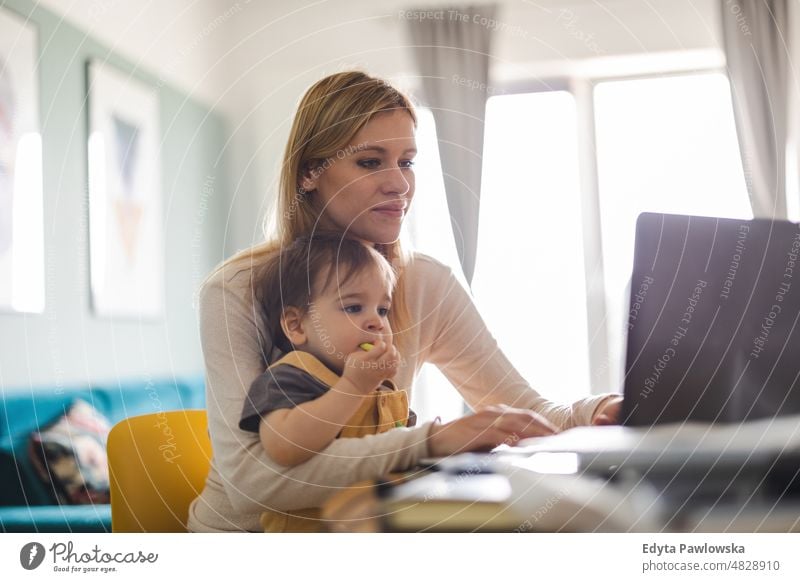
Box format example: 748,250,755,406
622,212,800,426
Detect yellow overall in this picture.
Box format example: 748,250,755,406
259,351,413,533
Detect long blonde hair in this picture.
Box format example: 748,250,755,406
214,71,418,343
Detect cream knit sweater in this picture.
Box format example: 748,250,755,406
187,253,615,532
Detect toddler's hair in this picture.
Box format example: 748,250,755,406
255,232,396,353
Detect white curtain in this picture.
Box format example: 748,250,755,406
721,0,791,218
406,5,496,284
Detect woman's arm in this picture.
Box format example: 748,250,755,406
413,256,617,429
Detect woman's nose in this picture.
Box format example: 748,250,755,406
379,165,410,196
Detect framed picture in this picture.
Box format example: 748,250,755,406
0,8,44,313
87,60,163,318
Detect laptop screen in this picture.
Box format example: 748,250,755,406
622,212,800,426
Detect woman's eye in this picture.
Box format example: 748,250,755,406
344,305,362,314
358,159,415,170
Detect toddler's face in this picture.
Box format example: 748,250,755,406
302,263,393,374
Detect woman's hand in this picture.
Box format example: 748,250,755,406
340,338,399,395
591,395,624,425
426,405,560,457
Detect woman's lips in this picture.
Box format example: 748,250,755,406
373,208,404,218
372,203,406,218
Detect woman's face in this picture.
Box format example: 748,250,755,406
303,109,417,244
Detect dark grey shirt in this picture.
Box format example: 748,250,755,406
240,362,417,434
239,364,330,433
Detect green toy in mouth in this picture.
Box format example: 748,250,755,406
359,342,374,352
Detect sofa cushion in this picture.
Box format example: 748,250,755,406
0,374,205,508
0,504,111,533
0,389,94,507
29,400,112,505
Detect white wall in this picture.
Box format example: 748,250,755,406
35,0,230,110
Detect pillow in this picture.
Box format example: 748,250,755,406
28,399,112,505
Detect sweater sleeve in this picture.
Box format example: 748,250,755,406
198,268,435,513
418,258,617,430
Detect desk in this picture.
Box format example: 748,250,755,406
320,465,800,533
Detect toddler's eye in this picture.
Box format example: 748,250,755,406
378,307,390,317
344,305,362,314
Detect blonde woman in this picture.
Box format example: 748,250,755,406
187,71,622,532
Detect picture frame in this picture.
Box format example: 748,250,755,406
87,60,163,319
0,7,44,313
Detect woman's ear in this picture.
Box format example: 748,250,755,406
299,162,320,194
281,307,308,346
299,176,316,194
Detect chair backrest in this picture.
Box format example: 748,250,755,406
108,410,211,532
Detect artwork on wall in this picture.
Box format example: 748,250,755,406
87,60,163,318
0,8,44,313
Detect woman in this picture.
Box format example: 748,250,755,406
187,71,622,532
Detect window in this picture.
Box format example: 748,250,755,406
473,92,591,403
472,72,751,398
594,73,752,391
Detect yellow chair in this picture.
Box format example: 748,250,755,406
107,409,211,532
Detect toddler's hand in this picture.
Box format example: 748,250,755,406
341,338,400,395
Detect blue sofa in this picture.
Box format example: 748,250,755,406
0,375,205,533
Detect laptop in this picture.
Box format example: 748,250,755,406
622,212,800,426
